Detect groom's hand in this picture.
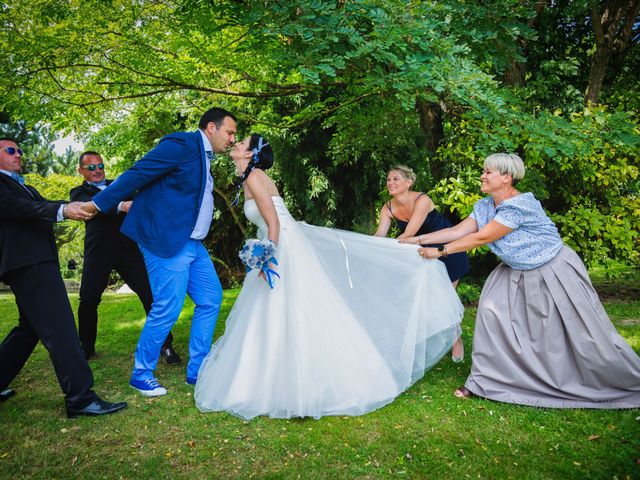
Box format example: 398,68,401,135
64,202,96,221
80,201,98,215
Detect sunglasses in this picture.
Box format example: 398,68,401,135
83,163,105,171
3,147,23,156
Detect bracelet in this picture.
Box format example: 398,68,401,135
418,235,423,245
62,204,67,218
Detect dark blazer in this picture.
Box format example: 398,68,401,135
70,180,138,256
0,173,64,279
93,131,210,258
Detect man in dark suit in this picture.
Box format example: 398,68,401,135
0,138,127,417
81,108,236,396
70,151,181,364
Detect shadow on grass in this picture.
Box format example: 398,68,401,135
0,288,638,479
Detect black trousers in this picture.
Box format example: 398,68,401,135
0,262,97,408
78,248,173,354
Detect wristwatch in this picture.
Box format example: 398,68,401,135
437,245,448,258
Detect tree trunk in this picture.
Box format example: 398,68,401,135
503,59,527,87
586,45,611,105
415,96,445,181
585,0,640,105
502,0,548,87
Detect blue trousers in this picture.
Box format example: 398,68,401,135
133,240,222,382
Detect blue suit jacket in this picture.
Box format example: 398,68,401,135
93,131,210,258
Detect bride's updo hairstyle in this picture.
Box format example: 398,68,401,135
249,134,274,171
239,134,273,183
232,134,273,205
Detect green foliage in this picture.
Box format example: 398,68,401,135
456,281,482,306
0,117,82,176
23,172,78,208
0,120,57,175
429,166,483,218
51,146,80,176
431,105,640,269
1,0,638,277
24,173,85,278
1,292,639,478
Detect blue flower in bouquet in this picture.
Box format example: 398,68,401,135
238,239,280,288
252,243,267,259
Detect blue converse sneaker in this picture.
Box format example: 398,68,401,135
129,378,167,397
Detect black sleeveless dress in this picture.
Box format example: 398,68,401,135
388,198,470,282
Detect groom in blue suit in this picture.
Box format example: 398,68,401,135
82,107,237,396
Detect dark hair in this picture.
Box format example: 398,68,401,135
78,151,102,167
248,134,273,171
198,107,237,130
238,133,273,181
0,137,16,143
231,134,274,205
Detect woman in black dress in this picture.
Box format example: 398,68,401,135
375,165,470,362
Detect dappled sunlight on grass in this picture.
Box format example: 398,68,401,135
1,287,638,479
112,319,146,330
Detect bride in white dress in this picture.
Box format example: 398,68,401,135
194,134,464,420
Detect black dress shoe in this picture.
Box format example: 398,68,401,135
160,346,181,365
0,388,16,401
66,398,128,418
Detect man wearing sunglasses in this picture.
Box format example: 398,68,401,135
0,138,127,417
70,152,181,364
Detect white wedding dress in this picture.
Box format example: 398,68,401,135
195,196,464,419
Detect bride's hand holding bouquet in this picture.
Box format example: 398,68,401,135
239,238,280,289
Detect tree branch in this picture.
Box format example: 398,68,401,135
214,186,248,237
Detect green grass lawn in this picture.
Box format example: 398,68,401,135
1,288,639,479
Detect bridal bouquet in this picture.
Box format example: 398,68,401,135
238,239,280,289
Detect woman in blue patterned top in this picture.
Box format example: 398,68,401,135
402,153,640,409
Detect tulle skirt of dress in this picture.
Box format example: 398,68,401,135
195,197,464,419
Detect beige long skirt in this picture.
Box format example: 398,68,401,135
465,246,640,409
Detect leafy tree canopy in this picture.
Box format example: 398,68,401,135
1,0,638,275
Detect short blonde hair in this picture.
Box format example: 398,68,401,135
483,153,526,185
388,165,416,184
